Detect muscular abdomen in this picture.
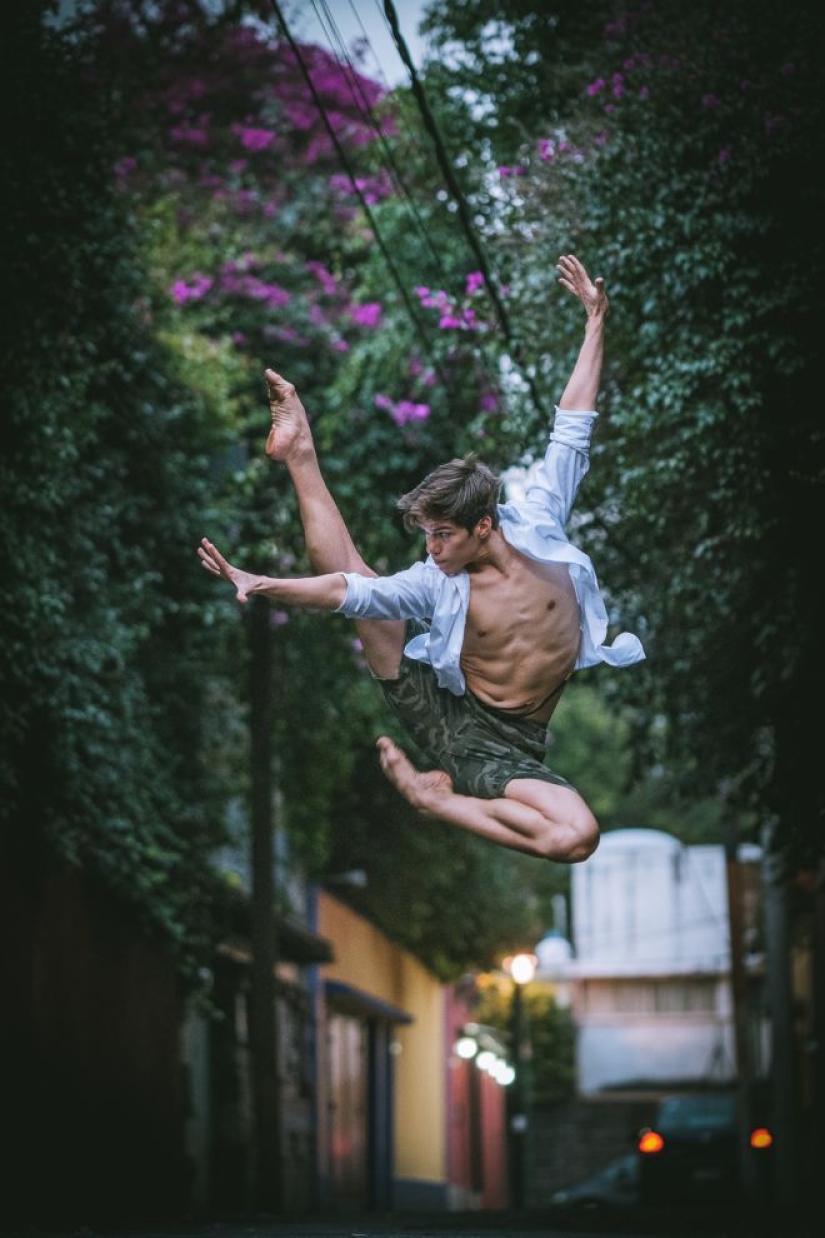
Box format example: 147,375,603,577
461,558,580,722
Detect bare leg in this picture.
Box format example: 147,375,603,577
264,370,405,678
376,737,599,863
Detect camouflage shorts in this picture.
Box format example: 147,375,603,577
377,622,572,800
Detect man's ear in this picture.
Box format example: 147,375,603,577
475,515,493,539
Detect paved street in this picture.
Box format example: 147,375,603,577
4,1204,817,1238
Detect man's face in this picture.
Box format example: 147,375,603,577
419,518,489,574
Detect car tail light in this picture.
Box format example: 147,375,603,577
750,1127,773,1150
638,1128,665,1154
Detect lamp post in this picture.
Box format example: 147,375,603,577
504,952,536,1211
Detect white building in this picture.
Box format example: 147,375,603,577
563,828,742,1095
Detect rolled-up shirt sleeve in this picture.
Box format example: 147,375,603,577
524,407,598,529
335,561,437,621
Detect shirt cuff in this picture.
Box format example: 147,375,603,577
551,407,598,452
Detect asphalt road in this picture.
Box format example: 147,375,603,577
4,1204,816,1238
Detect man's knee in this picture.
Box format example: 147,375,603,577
359,619,406,681
564,820,600,863
536,809,599,864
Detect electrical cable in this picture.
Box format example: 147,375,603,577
380,0,550,421
311,0,444,272
267,0,453,392
310,0,505,398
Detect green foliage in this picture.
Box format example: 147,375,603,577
0,1,232,977
425,0,825,869
322,746,563,980
470,972,576,1106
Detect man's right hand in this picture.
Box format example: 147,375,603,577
264,368,310,461
198,538,260,603
556,254,609,320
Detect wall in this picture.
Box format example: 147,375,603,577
1,859,187,1225
316,893,447,1200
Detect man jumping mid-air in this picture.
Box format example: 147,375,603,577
198,254,644,863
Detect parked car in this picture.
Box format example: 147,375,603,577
550,1152,639,1210
636,1090,774,1206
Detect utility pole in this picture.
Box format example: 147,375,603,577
762,822,799,1211
507,979,527,1212
248,596,282,1212
724,817,753,1193
505,954,536,1212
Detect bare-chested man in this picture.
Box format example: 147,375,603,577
198,254,645,863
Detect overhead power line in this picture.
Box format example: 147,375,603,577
310,0,443,271
267,0,452,391
380,0,550,421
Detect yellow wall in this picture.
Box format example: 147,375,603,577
318,892,446,1183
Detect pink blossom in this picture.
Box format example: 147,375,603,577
498,165,525,177
331,339,350,352
465,271,484,295
228,159,248,174
537,138,554,161
169,273,214,304
374,393,394,410
351,301,382,327
638,85,650,100
114,155,137,179
593,129,609,147
587,78,606,97
265,285,291,308
480,392,499,413
416,288,449,310
438,314,463,329
391,401,431,426
269,610,289,628
305,260,338,295
169,126,208,146
237,126,275,152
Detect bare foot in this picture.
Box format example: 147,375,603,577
264,368,313,461
376,736,454,815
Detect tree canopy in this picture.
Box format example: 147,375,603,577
4,0,821,987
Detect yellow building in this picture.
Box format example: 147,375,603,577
316,890,448,1210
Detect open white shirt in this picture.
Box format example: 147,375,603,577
336,408,645,696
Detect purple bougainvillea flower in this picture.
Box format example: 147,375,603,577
390,401,431,426
237,126,275,152
351,301,382,327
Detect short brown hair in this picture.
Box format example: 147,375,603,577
397,454,501,533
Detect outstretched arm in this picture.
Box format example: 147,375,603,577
197,538,346,609
555,254,609,412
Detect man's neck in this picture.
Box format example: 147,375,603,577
467,527,512,574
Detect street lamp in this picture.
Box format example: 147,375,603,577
502,952,536,1211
